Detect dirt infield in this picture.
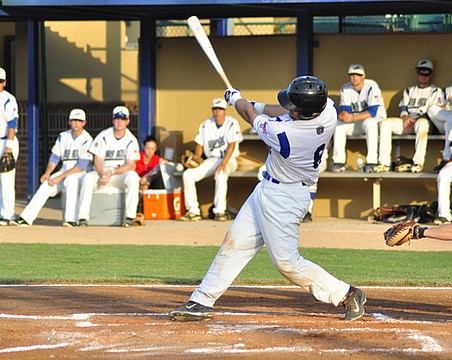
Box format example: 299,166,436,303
1,285,451,359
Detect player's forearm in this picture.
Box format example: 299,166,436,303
424,225,452,241
235,99,258,126
114,161,136,175
221,143,236,165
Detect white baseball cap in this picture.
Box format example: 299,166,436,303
69,108,86,121
415,59,433,72
112,105,130,119
212,98,227,109
0,68,6,81
348,64,365,75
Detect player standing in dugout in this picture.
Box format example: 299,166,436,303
169,76,367,322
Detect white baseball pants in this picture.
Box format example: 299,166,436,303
190,178,350,308
0,136,19,220
77,170,139,221
333,118,379,164
21,171,85,224
182,157,237,215
437,162,452,221
428,105,452,161
378,117,430,167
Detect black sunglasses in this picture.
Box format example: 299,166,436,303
113,113,129,120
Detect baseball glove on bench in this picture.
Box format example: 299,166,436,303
0,151,15,173
181,150,203,169
384,220,424,246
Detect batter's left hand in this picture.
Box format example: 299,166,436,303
224,88,242,106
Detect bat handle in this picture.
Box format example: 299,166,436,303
219,71,233,89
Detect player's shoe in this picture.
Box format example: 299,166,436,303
169,301,215,322
62,221,77,227
78,219,88,227
122,217,136,227
214,213,227,222
302,212,312,222
0,218,11,226
180,212,202,222
332,163,346,173
10,217,30,227
364,163,376,173
411,164,423,173
373,164,390,173
433,217,449,225
342,286,366,321
433,159,448,174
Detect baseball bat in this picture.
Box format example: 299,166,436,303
187,16,233,89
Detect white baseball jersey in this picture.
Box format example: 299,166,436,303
254,98,337,186
194,116,243,159
0,89,18,141
444,86,452,111
340,79,387,120
89,127,140,167
51,129,93,172
399,84,444,118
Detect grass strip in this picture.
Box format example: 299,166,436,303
0,244,450,286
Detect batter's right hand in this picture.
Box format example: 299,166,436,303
224,88,241,106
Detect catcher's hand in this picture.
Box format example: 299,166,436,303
181,149,203,169
384,220,422,246
0,151,15,173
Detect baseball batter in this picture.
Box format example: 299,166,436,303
333,64,386,173
428,85,452,171
77,106,140,227
11,109,93,227
169,76,367,322
180,98,243,222
377,59,444,173
0,67,19,225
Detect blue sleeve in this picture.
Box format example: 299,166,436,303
400,105,408,112
341,105,351,113
49,153,60,165
367,105,378,118
75,159,90,171
7,118,17,129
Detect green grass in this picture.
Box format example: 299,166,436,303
0,244,450,286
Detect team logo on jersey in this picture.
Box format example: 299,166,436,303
316,126,324,135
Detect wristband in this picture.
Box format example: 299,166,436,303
5,139,13,149
252,102,266,115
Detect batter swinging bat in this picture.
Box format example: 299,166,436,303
187,16,233,89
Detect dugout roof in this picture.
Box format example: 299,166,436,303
1,0,452,20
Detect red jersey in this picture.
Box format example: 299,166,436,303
136,152,161,177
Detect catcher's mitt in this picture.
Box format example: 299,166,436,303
384,220,423,246
0,151,15,173
181,149,203,169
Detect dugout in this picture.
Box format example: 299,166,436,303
0,0,451,219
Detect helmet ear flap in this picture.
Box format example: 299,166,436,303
278,76,328,119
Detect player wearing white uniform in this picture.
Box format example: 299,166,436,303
169,76,366,323
376,59,443,173
77,106,140,227
11,109,93,227
332,64,386,173
0,67,19,225
428,85,452,172
180,98,243,222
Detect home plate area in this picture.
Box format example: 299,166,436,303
0,285,451,359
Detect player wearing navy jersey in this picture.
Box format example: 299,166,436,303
180,98,243,222
0,67,19,225
332,64,386,173
169,76,366,323
376,59,443,173
428,85,452,172
77,106,140,227
11,109,93,227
